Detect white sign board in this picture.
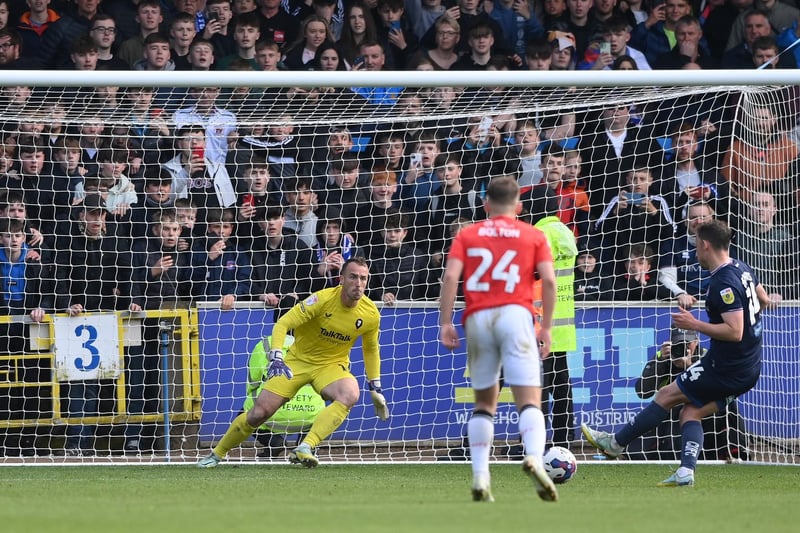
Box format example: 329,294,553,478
54,314,121,382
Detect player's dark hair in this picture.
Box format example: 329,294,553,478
695,219,731,250
486,175,519,206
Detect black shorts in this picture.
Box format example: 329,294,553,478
676,359,759,410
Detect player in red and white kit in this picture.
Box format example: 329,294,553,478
440,175,559,503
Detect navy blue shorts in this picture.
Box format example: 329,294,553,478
676,359,760,410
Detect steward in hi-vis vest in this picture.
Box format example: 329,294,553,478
243,334,325,457
523,184,578,449
533,215,578,351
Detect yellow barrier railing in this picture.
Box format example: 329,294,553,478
0,310,201,429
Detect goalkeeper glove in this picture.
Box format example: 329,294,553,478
368,379,389,421
267,349,293,380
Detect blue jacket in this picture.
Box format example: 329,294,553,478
630,21,672,67
488,1,544,56
191,237,252,300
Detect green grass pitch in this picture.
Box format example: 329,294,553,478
1,464,798,533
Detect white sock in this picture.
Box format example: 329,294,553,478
518,406,546,462
676,466,694,477
468,413,494,480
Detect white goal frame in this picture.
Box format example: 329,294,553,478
0,70,798,466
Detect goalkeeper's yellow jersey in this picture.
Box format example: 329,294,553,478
269,286,382,380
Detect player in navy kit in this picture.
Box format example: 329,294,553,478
582,220,774,486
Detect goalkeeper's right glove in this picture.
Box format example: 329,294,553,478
267,349,293,380
368,379,390,421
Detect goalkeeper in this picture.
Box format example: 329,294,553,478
199,257,389,468
244,335,325,458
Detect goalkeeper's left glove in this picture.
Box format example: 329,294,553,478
368,379,389,421
267,349,293,380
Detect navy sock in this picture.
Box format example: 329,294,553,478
680,421,703,471
616,403,670,447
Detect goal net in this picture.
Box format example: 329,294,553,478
0,71,797,465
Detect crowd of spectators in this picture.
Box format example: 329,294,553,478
0,0,797,304
0,0,799,454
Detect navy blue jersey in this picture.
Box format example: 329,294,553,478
704,260,763,376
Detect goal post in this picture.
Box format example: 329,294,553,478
0,70,798,465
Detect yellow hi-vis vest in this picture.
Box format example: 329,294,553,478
533,216,578,352
244,335,325,433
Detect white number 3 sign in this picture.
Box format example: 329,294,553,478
54,313,121,382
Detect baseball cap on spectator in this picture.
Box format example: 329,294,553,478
81,193,106,213
548,31,576,51
671,327,699,343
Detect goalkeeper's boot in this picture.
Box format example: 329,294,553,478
196,451,222,468
581,423,623,459
288,443,319,468
657,470,695,487
522,456,559,503
471,478,495,503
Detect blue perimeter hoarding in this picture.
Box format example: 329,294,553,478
199,305,800,443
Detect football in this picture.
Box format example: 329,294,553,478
543,446,578,484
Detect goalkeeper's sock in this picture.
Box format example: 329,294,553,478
679,420,703,471
468,411,494,480
213,412,257,458
616,402,670,447
518,405,545,460
303,400,350,448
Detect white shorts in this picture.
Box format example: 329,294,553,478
464,304,543,390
